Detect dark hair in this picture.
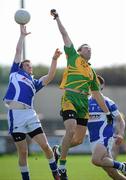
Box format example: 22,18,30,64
97,75,105,86
20,60,31,69
77,44,90,52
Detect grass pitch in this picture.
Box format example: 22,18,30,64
0,154,125,180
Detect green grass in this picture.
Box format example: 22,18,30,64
0,154,125,180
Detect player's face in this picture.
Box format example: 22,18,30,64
80,46,91,61
22,62,33,74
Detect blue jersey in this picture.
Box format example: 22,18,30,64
87,95,119,146
3,62,44,108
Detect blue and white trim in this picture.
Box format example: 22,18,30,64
3,62,44,108
8,110,14,134
87,95,120,147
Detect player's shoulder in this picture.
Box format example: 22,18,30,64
104,96,115,105
104,96,118,112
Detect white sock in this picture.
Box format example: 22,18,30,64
20,165,29,172
59,165,66,170
48,156,55,163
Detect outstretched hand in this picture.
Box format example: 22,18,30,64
20,25,31,37
53,48,62,60
50,9,59,19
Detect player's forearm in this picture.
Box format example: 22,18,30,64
14,35,25,63
42,58,58,85
56,18,72,47
92,91,110,113
56,18,68,36
47,58,57,81
116,115,125,136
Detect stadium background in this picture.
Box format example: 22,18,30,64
0,84,126,180
0,84,126,154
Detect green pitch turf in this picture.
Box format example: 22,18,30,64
0,154,125,180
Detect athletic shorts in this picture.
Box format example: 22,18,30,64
89,136,114,156
7,109,42,134
61,90,89,122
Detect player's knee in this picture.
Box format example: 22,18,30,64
18,148,28,158
66,126,76,137
72,137,83,146
91,157,101,166
76,138,83,145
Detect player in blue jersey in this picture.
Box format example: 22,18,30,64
111,112,126,160
87,75,126,179
3,25,62,180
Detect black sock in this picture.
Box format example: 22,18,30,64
21,172,30,180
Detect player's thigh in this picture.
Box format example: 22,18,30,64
92,143,108,161
15,139,28,155
11,132,27,153
32,132,50,149
73,124,87,142
64,118,77,132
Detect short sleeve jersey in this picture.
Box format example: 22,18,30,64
3,62,44,107
60,44,99,93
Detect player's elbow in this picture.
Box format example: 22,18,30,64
47,75,54,84
44,74,55,85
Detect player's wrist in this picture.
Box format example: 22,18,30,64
52,56,58,61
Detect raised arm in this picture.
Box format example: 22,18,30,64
14,25,31,63
41,48,62,86
50,9,72,47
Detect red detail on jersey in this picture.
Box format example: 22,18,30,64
22,77,26,80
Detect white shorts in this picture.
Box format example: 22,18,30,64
7,109,42,134
90,136,114,156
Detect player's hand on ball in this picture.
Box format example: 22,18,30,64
20,25,31,37
53,48,62,60
14,9,31,25
50,9,59,19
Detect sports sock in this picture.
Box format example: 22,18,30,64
113,161,124,170
20,166,30,180
59,159,67,170
49,156,58,172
